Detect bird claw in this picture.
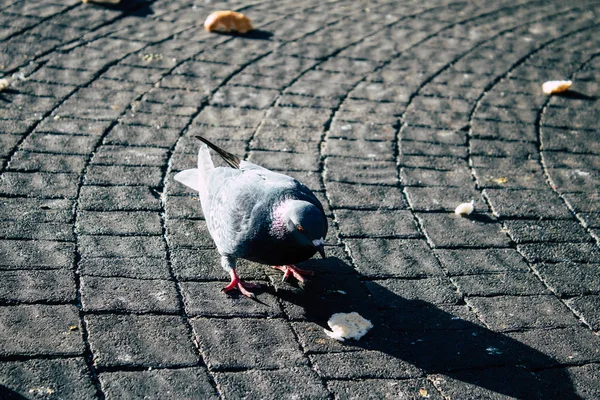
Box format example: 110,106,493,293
222,278,260,298
273,265,314,283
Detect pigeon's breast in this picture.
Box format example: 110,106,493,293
241,236,317,265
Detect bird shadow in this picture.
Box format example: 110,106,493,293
267,256,578,399
0,386,28,399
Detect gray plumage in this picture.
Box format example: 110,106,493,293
174,136,327,295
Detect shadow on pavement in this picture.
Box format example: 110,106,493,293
0,386,28,399
273,256,578,399
556,90,597,101
208,29,274,40
84,0,154,17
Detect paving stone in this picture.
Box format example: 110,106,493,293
214,367,329,400
365,277,462,308
194,106,265,128
470,119,537,142
334,209,419,238
0,220,73,241
0,305,82,357
264,106,331,129
329,122,396,141
518,242,600,263
0,172,79,198
470,139,539,159
324,157,397,186
0,198,73,223
105,124,182,148
401,166,473,188
77,211,162,236
534,263,600,298
81,276,179,313
9,151,87,174
78,235,165,259
400,126,466,145
181,281,281,317
254,125,322,142
345,239,443,278
399,154,470,170
405,187,485,212
171,248,266,282
191,318,307,370
452,271,549,296
79,186,161,211
467,295,578,332
248,150,320,172
506,326,600,367
328,378,442,400
563,192,600,213
165,218,215,249
326,182,407,210
212,85,279,109
401,141,467,158
473,166,548,190
278,93,341,109
548,167,600,193
417,213,511,248
382,303,485,333
535,363,600,399
86,314,197,369
434,248,531,276
165,195,204,219
84,165,163,186
432,366,575,400
324,138,395,161
483,189,572,219
503,219,591,244
566,295,600,331
100,367,218,399
0,269,75,304
79,257,171,280
310,350,423,379
21,133,100,155
0,358,96,399
0,240,74,270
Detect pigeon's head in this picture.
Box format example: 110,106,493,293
275,200,327,258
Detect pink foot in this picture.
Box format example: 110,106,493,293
273,265,314,283
222,270,261,298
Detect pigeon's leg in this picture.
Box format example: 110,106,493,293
273,265,314,283
220,256,260,298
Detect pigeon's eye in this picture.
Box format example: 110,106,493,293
297,225,305,232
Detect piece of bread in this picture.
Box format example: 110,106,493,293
204,11,253,34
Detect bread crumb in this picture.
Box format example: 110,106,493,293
324,312,373,341
455,200,474,216
204,11,253,34
0,78,9,91
542,80,572,95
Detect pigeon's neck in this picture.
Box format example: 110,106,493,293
270,199,294,239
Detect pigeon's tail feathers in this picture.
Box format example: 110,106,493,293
174,169,202,192
195,135,240,169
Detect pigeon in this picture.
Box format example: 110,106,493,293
174,136,328,298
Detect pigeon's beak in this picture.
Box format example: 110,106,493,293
312,238,326,259
317,244,326,259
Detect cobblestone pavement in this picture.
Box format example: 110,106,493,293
1,0,600,398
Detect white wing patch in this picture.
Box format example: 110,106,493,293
174,169,201,192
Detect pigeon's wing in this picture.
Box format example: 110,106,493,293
174,169,201,191
202,165,306,256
